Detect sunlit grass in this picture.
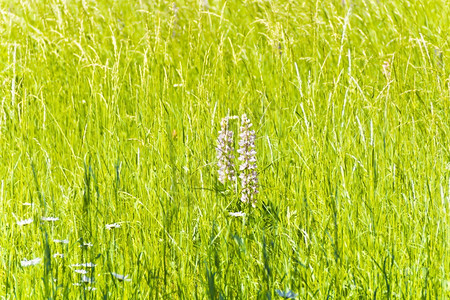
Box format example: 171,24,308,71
1,0,450,298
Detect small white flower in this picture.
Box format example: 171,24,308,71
20,257,41,267
81,275,95,283
105,223,121,230
41,217,59,222
71,263,96,268
229,211,246,217
111,272,131,282
53,239,69,244
74,269,88,274
53,253,64,258
173,83,183,87
17,219,33,226
79,242,93,248
22,202,34,207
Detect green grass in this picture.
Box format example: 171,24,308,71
1,0,449,298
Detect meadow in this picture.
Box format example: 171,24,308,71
1,0,449,298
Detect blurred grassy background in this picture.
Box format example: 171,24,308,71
0,0,449,298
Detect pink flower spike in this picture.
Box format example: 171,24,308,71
238,114,258,206
217,116,237,184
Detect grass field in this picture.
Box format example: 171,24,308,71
1,0,450,298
